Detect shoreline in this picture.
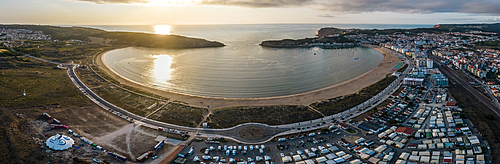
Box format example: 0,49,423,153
95,45,399,109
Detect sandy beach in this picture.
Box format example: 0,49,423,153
95,45,400,109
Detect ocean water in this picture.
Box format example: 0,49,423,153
96,24,421,98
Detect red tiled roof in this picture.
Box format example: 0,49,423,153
160,145,186,164
395,127,415,135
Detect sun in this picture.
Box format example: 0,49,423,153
155,25,171,35
146,0,192,6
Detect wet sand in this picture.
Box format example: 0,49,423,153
95,45,399,109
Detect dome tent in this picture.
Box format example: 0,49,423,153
46,134,74,150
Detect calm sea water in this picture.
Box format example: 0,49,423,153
97,24,426,98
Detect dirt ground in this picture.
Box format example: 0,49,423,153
25,104,182,163
238,127,267,140
342,136,361,143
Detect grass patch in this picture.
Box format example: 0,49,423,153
238,127,267,140
346,128,356,133
209,105,323,128
0,58,89,108
311,74,397,116
149,102,208,127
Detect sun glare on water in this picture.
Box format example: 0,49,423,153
151,54,174,85
155,25,171,35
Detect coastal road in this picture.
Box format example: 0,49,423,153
33,45,411,144
67,64,293,143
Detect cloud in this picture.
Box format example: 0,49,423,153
74,0,500,15
485,17,500,22
317,13,335,18
76,0,150,4
199,0,313,7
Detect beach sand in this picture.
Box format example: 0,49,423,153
95,45,400,109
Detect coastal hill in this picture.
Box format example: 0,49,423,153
0,25,225,48
260,36,352,48
317,27,343,37
432,23,500,34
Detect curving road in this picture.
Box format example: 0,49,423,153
20,45,412,144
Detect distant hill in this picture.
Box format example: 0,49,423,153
432,23,500,34
317,23,500,37
0,25,225,49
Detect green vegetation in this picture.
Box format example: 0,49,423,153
0,25,224,49
0,58,93,163
484,114,495,120
476,41,500,51
388,119,400,124
448,82,500,161
0,58,88,108
397,64,408,73
149,102,208,127
0,49,18,57
346,128,356,133
321,23,500,37
209,105,323,128
77,63,207,127
311,74,397,116
260,36,353,48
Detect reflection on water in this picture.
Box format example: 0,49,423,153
154,25,171,35
104,47,384,98
150,54,173,86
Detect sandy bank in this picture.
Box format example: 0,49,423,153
95,45,400,109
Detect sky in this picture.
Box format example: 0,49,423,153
1,0,500,25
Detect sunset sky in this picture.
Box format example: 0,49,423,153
1,0,500,25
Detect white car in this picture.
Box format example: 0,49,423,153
280,153,285,157
93,159,101,163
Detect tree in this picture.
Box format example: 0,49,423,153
484,114,495,120
388,119,399,124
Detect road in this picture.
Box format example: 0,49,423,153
430,55,500,117
66,64,293,144
19,45,412,144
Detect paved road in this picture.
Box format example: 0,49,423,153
67,64,294,143
66,46,413,144
430,55,500,117
21,45,413,144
